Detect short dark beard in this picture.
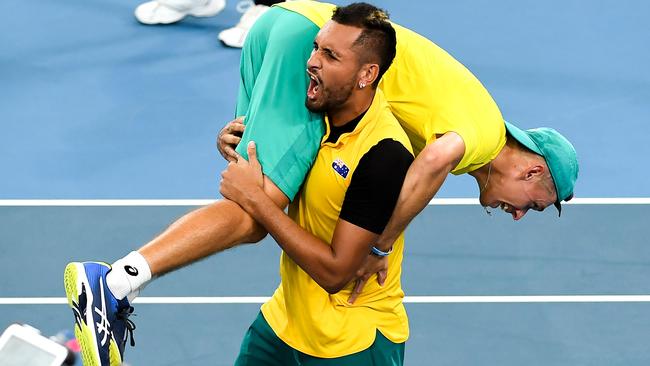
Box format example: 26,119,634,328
305,75,357,114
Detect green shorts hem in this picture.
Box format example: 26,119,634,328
235,312,405,366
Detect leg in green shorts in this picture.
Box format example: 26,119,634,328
235,6,325,201
296,331,405,366
235,312,405,366
234,312,298,366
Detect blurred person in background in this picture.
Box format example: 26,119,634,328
134,0,285,48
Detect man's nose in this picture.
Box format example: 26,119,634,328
307,50,321,69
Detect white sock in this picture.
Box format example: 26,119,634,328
126,288,141,303
106,251,152,301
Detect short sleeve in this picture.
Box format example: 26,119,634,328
339,139,414,234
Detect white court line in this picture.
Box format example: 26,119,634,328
0,199,215,207
2,295,650,305
0,198,649,206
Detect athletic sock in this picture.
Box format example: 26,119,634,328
126,288,141,303
106,251,152,301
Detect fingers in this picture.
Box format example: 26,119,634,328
219,168,231,198
348,257,389,303
223,118,245,139
222,146,239,163
217,118,246,157
219,159,243,198
229,119,246,134
225,116,245,130
221,133,242,147
377,269,387,286
220,131,241,162
348,277,369,304
247,141,261,170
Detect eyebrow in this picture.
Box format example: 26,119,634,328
313,41,340,60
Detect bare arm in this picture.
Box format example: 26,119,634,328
138,121,287,276
375,132,465,251
242,191,377,293
220,142,377,293
348,132,465,302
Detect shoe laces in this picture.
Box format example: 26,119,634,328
116,305,137,347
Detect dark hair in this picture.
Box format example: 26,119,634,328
332,3,397,88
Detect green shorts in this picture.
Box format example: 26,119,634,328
235,312,405,366
235,6,325,201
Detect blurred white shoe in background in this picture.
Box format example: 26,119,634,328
135,0,226,25
218,2,269,48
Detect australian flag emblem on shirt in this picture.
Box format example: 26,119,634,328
332,159,350,178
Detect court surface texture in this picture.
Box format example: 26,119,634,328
2,0,649,365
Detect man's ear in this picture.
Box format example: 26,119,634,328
358,63,379,88
524,164,545,181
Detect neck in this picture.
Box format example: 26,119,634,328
468,142,513,192
328,89,374,126
468,162,492,191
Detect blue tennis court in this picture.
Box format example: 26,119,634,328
2,0,649,364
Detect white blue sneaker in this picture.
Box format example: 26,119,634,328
135,0,226,25
64,262,136,366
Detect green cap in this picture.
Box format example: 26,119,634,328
504,121,578,216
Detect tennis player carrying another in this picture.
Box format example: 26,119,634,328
221,5,412,363
63,1,578,365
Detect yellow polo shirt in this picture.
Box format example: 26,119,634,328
277,1,507,174
261,90,412,357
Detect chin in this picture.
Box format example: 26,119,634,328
305,100,325,113
478,194,488,207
